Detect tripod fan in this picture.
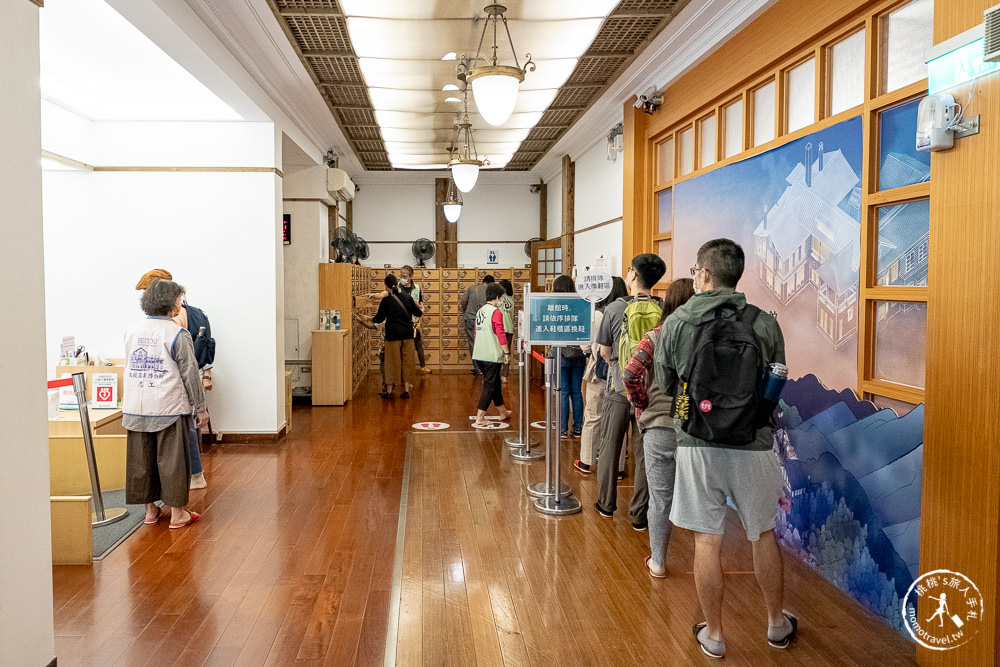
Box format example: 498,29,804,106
523,236,543,259
411,238,435,267
354,236,370,264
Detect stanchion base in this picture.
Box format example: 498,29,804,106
526,481,571,498
504,435,539,448
533,494,582,516
92,507,129,528
509,446,545,462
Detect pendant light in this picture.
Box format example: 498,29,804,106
457,4,535,127
440,176,463,223
448,90,488,193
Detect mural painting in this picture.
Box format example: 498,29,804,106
670,114,926,633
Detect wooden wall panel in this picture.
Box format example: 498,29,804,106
560,155,575,273
922,3,1000,664
622,105,648,273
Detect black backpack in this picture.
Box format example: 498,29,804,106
185,304,216,369
672,304,773,446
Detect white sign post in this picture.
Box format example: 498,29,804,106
574,256,613,303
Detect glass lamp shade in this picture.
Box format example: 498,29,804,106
450,160,481,193
469,67,523,126
443,202,462,223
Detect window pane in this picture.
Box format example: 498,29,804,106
870,395,920,417
699,114,717,168
679,127,694,175
657,239,672,277
753,81,776,146
787,59,816,132
876,200,929,287
657,188,672,234
874,300,926,389
658,138,674,183
879,98,930,190
831,30,865,114
724,99,743,157
884,0,933,93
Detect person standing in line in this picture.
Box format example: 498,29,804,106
472,283,512,426
593,253,666,531
460,275,494,375
653,239,793,659
551,275,586,439
371,274,422,399
135,268,214,490
575,276,628,474
622,278,694,579
123,279,207,530
498,279,515,384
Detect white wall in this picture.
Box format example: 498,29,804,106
282,199,327,360
41,115,285,435
352,177,536,269
0,3,56,665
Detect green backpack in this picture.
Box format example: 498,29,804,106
616,295,662,390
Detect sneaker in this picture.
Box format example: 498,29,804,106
594,502,613,518
573,460,591,474
617,471,626,481
400,391,410,399
632,521,648,532
560,432,570,440
572,431,582,437
189,472,207,490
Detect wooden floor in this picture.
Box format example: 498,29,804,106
52,371,916,666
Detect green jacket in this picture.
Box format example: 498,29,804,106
653,288,785,451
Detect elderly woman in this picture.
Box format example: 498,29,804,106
472,283,513,426
123,279,208,529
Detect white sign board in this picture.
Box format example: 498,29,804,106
92,372,118,408
574,257,613,303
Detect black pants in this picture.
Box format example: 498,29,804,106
477,361,504,411
415,328,426,367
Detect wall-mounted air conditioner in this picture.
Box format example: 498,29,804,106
327,168,355,202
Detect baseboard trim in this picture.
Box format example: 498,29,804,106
216,425,286,443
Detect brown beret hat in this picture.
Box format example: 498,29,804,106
135,268,173,290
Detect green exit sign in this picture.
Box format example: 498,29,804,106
928,36,1000,94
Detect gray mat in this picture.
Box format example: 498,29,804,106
92,488,145,561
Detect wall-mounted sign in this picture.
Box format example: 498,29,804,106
524,293,593,346
575,256,613,303
282,214,291,245
487,249,498,264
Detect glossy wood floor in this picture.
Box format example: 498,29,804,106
52,370,916,666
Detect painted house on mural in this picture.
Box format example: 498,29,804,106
876,153,930,290
753,142,862,347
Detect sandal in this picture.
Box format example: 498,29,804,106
693,622,725,659
143,506,162,525
168,510,200,530
767,612,798,649
644,556,666,579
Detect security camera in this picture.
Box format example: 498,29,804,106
633,97,646,109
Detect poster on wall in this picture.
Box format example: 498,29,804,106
283,214,291,245
671,115,926,633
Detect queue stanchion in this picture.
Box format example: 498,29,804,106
508,340,542,461
533,347,582,516
71,372,128,527
527,351,569,499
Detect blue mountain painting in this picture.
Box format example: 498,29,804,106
775,374,923,633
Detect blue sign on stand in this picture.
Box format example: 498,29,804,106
525,293,593,346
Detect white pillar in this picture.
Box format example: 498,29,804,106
0,2,57,666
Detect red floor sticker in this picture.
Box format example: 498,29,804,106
412,422,450,431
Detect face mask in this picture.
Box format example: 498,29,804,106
693,271,702,295
400,278,410,286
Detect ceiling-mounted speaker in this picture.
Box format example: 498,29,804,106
985,3,1000,62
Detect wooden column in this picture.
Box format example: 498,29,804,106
538,180,547,240
622,102,649,275
434,178,457,268
560,155,574,275
345,200,353,232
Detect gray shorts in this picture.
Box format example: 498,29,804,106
669,446,782,541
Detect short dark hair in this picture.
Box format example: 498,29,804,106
551,275,575,293
657,278,695,327
631,253,666,290
482,275,495,284
384,273,398,291
485,283,504,301
597,276,628,309
400,265,414,276
141,279,185,317
499,278,513,296
697,238,744,288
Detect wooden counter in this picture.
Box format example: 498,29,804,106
312,330,351,405
49,407,124,436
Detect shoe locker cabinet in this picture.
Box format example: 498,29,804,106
368,266,530,373
314,262,374,405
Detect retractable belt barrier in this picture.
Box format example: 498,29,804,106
505,339,542,459
526,348,581,516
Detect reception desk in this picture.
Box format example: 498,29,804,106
49,407,124,436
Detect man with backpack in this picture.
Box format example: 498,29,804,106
653,239,794,659
593,253,665,530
